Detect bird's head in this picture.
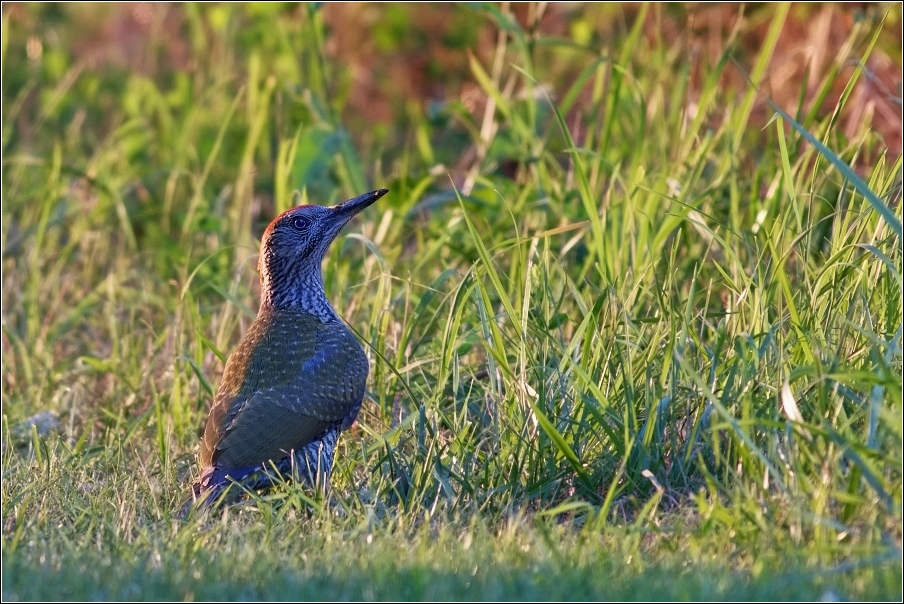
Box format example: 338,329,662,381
258,189,388,311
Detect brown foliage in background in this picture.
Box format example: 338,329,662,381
3,2,901,157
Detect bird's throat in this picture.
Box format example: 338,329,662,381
260,260,337,321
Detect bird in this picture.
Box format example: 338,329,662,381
185,188,388,512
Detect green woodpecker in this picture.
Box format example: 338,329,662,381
188,188,387,509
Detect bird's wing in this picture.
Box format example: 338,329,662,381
200,317,368,470
203,387,333,469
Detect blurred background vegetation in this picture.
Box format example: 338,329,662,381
1,2,902,600
4,3,901,192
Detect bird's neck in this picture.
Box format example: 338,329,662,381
259,257,338,321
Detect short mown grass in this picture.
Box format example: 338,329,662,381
2,3,902,600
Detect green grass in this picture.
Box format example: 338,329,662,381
2,3,902,600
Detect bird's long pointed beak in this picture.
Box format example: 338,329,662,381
332,189,388,219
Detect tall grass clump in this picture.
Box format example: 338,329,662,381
2,3,901,600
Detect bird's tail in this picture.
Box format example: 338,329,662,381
177,465,274,518
176,443,337,518
176,469,231,519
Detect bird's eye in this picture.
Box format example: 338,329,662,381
292,216,310,231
